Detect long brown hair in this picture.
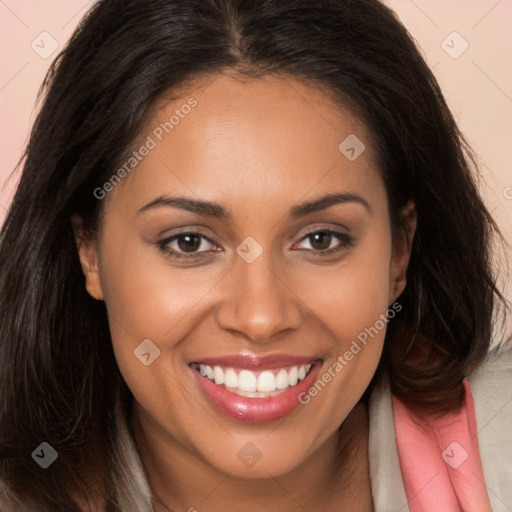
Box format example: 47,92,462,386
0,0,507,509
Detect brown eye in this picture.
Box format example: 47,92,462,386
308,231,332,251
176,234,202,253
295,229,354,255
158,231,219,259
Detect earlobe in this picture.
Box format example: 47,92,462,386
71,215,104,301
389,201,417,303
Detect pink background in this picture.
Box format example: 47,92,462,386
1,0,511,338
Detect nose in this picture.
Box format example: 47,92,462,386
215,254,304,344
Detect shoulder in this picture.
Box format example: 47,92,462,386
468,343,512,428
468,342,512,386
367,371,410,511
467,344,512,511
367,343,512,512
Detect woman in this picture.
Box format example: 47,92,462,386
0,0,510,510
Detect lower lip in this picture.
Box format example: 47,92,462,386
190,363,321,423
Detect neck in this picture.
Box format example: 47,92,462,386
132,401,373,512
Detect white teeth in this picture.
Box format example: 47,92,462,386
228,388,284,398
288,366,298,386
276,369,289,389
224,368,238,388
213,366,224,385
257,371,276,392
195,362,314,396
238,370,257,392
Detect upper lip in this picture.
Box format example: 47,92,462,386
190,353,321,370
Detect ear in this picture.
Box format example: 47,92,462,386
71,215,104,301
389,201,416,303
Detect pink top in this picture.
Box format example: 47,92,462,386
392,378,493,511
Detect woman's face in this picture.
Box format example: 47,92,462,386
77,73,413,478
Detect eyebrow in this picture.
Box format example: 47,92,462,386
136,192,371,218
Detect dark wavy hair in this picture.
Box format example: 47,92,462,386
0,0,507,509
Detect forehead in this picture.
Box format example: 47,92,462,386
105,72,384,219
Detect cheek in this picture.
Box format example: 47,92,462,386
97,242,208,438
293,231,393,344
96,234,220,378
100,231,223,329
290,229,392,412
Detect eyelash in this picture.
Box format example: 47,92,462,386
157,228,354,260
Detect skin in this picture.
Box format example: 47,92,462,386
75,71,416,511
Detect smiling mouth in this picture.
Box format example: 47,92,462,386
190,362,314,398
188,353,323,422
